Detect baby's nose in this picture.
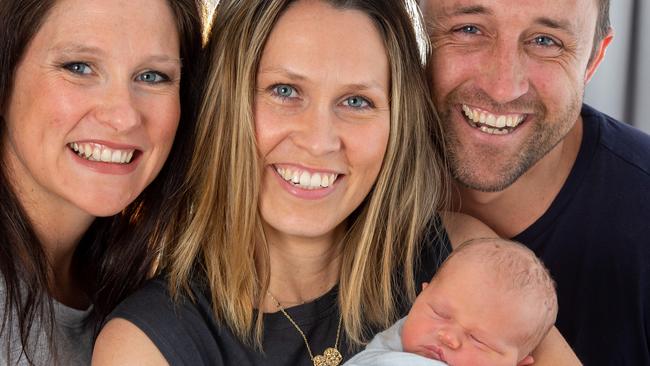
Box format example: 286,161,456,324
438,329,461,349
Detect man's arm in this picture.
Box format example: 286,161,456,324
532,326,582,365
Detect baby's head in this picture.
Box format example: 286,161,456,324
402,238,557,366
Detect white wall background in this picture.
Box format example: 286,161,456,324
585,0,649,133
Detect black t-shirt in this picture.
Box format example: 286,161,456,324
108,222,451,365
511,104,650,365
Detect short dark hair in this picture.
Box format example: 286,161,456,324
595,0,611,43
590,0,611,61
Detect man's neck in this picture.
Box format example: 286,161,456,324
457,118,584,238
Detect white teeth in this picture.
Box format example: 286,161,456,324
275,166,339,190
495,116,506,128
126,150,134,163
100,149,111,162
462,104,526,135
299,171,310,186
310,173,321,187
68,143,136,164
111,150,122,163
321,174,330,187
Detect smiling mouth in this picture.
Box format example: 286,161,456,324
68,142,137,164
461,104,527,135
274,165,340,190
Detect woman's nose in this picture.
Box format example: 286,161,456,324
291,105,341,156
94,84,142,132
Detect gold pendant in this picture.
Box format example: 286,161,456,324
312,347,342,366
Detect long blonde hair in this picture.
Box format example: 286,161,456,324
166,0,449,348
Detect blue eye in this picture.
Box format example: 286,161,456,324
273,84,296,98
63,62,92,75
456,25,481,35
344,96,371,109
137,71,169,84
533,35,558,47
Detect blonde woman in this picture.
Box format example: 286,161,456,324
94,0,579,365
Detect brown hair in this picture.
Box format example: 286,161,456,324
595,0,611,44
0,0,203,364
588,0,611,62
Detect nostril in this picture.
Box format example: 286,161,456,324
437,330,460,349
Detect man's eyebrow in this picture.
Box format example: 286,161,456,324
450,5,492,16
534,17,575,34
427,5,492,33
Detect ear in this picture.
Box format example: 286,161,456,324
584,28,614,84
421,282,429,291
517,355,534,366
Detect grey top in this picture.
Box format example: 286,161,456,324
0,280,94,366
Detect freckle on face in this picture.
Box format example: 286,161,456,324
2,0,181,218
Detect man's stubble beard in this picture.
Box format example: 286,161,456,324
440,88,582,193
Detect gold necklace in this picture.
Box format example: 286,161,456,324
268,292,343,366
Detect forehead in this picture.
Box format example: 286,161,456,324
35,0,178,52
422,0,598,37
259,0,389,83
428,257,532,342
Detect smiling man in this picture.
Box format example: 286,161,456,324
421,0,650,364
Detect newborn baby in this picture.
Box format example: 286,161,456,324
345,238,558,366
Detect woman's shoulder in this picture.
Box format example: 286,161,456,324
93,275,221,365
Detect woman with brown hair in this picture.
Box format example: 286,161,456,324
0,0,202,364
94,0,579,365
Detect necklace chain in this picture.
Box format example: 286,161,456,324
268,291,343,366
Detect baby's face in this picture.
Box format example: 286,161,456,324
401,259,532,366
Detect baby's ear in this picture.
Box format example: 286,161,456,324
421,282,429,291
517,355,534,366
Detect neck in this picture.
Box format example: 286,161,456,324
27,202,93,309
262,225,344,312
457,117,583,238
4,153,94,308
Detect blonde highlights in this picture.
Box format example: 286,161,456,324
167,0,449,348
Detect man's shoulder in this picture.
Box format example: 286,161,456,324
582,104,650,176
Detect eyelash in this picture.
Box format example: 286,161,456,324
269,84,375,110
270,84,298,101
136,71,171,84
433,309,450,320
453,24,481,36
530,35,561,48
341,95,373,110
61,62,171,84
470,334,485,345
62,62,92,75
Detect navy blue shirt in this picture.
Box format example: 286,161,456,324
513,105,650,365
